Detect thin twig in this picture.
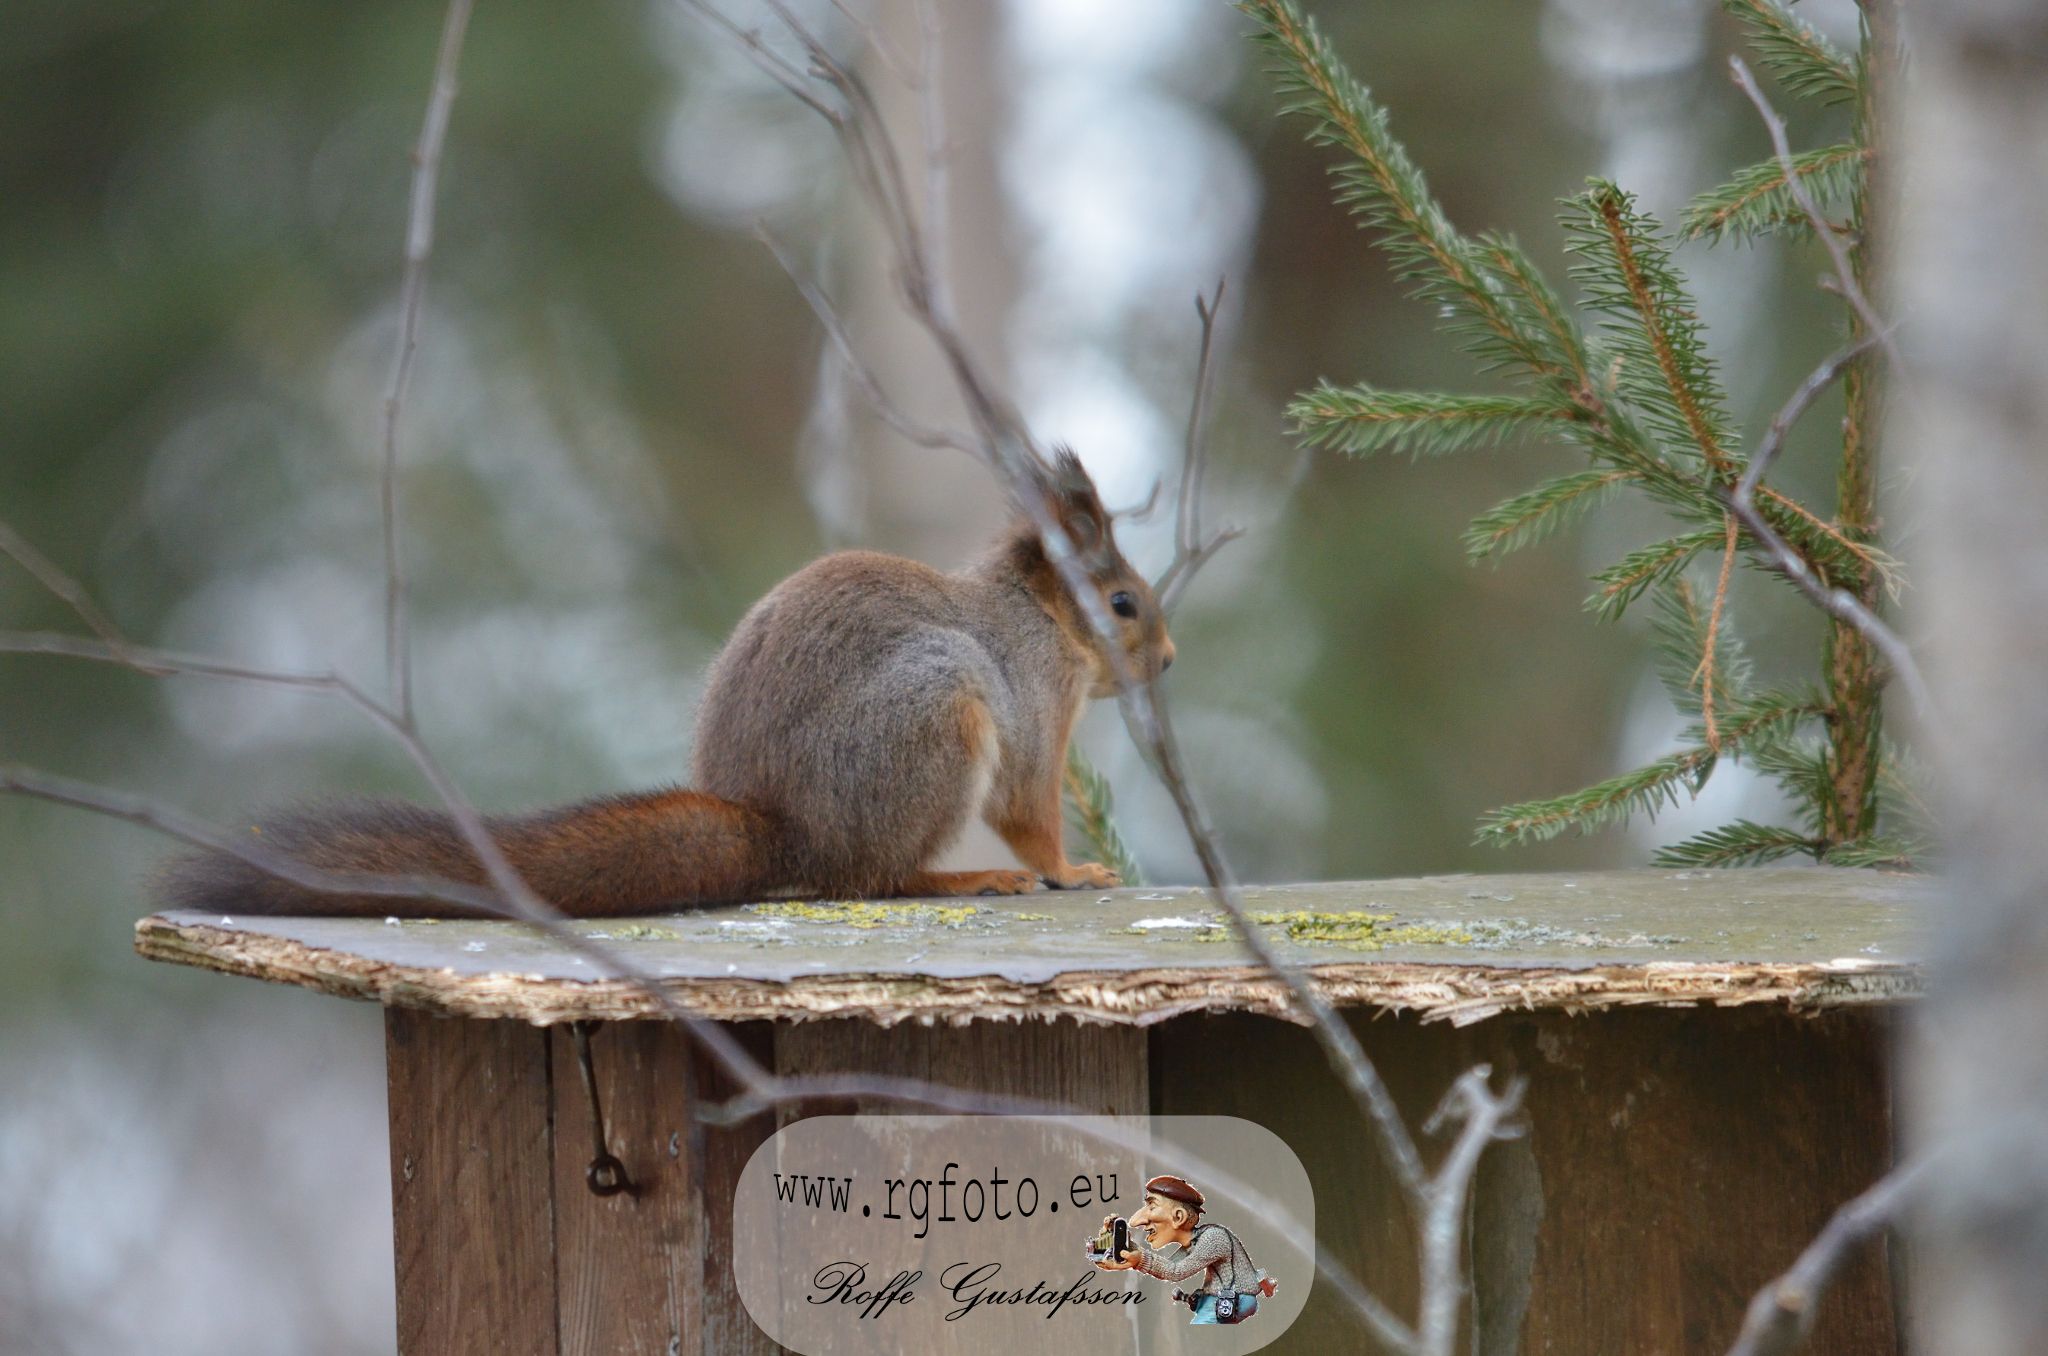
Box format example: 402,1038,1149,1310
2,763,507,915
1725,1152,1932,1356
1417,1068,1526,1356
1720,336,1934,723
1727,57,1902,373
1736,331,1886,507
1177,280,1225,557
913,0,952,323
1724,483,1934,722
1698,514,1738,750
0,520,168,676
381,0,477,726
1157,280,1245,614
677,0,840,122
754,224,978,456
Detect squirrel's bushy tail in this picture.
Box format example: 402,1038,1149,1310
154,788,790,919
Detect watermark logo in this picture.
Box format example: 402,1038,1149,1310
732,1115,1312,1353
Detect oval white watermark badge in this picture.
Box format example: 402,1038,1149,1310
731,1115,1313,1354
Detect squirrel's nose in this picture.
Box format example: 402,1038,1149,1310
1160,642,1176,672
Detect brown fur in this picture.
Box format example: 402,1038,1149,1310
154,448,1172,917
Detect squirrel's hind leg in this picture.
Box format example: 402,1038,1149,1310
897,867,1040,897
864,690,1042,900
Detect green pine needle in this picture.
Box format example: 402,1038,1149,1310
1564,182,1740,472
1239,0,1587,389
1723,0,1860,107
1681,143,1867,244
1479,751,1718,846
1062,747,1141,887
1464,469,1638,560
1587,529,1725,621
1652,820,1821,868
1289,384,1571,458
1822,835,1927,870
1749,739,1832,830
1480,692,1814,847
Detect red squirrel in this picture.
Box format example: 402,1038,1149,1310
155,449,1174,918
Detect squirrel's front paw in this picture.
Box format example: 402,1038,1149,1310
1046,862,1121,890
973,869,1042,896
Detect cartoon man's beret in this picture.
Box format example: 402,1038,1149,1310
1144,1174,1205,1210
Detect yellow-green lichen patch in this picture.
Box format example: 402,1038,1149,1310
600,923,683,941
1014,912,1056,922
749,901,983,929
1246,910,1476,948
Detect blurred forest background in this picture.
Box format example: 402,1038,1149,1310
1,0,1872,1349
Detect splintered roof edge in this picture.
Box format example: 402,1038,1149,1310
133,869,1929,1027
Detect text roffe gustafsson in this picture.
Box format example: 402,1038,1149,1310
777,1163,1142,1322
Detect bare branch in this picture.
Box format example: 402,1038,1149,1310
913,0,952,323
1157,280,1245,614
1736,330,1887,507
1157,526,1246,616
1725,487,1933,721
1721,333,1934,724
1726,1152,1932,1356
381,0,476,725
1727,57,1902,373
0,520,168,676
675,0,841,123
1177,280,1225,556
1417,1068,1526,1356
754,224,979,456
1,763,508,916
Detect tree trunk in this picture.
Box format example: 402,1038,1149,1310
1891,1,2048,1350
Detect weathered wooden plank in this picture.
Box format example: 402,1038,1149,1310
1153,1006,1898,1355
696,1023,781,1356
1510,1007,1898,1355
775,1014,1149,1111
548,1021,699,1356
386,1010,558,1356
135,869,1928,1026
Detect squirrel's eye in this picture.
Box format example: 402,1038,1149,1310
1110,591,1138,619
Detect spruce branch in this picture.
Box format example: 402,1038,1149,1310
1721,0,1860,108
1588,528,1725,621
1062,747,1142,887
1463,468,1637,561
1289,384,1574,459
1480,751,1717,846
1480,692,1813,845
1240,0,1578,388
1681,143,1868,244
1653,820,1822,868
1566,182,1739,476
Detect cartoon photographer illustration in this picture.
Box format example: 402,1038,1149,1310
1091,1174,1278,1326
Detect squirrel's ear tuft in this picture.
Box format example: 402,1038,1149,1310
1038,444,1111,557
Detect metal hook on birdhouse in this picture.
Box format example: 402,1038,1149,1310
571,1021,636,1198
